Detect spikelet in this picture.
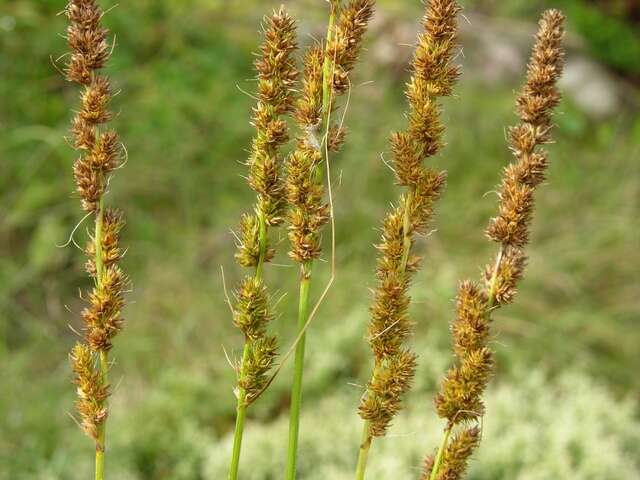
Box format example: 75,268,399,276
421,426,480,480
232,8,298,405
246,8,298,228
358,0,461,438
64,0,129,448
70,343,108,441
327,0,376,95
320,0,376,152
286,45,329,264
428,10,565,477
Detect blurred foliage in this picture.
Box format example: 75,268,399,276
465,0,640,77
1,0,639,478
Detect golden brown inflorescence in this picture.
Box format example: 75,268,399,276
358,0,461,438
286,0,375,266
233,8,298,405
64,0,128,445
427,10,565,478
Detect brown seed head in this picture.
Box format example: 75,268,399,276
246,8,299,227
423,426,481,480
359,0,461,437
65,0,110,84
487,10,565,247
327,0,376,95
240,335,279,405
358,350,417,437
233,276,274,341
70,342,109,440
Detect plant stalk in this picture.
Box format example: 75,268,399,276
428,423,453,480
354,420,372,480
229,343,251,480
284,5,337,478
285,264,312,480
94,198,107,480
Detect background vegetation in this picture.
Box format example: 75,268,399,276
1,0,638,478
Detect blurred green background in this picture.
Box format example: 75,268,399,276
1,0,639,478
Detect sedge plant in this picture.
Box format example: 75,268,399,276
284,1,375,478
422,10,566,480
354,1,461,478
227,8,298,480
62,1,129,479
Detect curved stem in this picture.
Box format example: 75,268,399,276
354,421,372,480
285,264,312,480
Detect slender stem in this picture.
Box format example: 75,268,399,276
354,421,372,480
285,264,312,480
229,343,251,480
429,423,453,480
256,211,267,282
284,5,338,478
322,2,337,120
94,198,107,480
400,188,415,272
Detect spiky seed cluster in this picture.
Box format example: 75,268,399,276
233,277,273,341
359,0,461,438
327,0,376,95
430,10,565,477
434,281,493,422
238,336,278,403
421,426,480,480
245,8,298,229
70,343,108,441
233,9,299,405
286,46,329,264
64,0,128,443
66,0,120,213
486,9,565,248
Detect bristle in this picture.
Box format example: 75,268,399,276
359,0,461,438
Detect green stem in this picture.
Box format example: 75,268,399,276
429,423,452,480
400,188,415,272
283,5,338,478
229,344,251,480
256,211,267,281
94,198,108,480
354,421,372,480
285,264,312,480
322,2,337,120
